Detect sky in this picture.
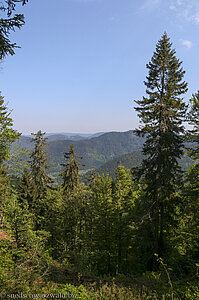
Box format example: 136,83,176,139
0,0,199,134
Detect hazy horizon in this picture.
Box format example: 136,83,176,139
21,128,136,136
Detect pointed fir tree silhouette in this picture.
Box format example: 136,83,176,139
29,130,53,199
134,32,188,270
61,144,85,196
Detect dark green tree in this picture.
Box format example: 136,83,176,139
0,92,20,164
178,91,199,271
29,130,52,199
113,166,137,274
28,131,53,230
1,193,50,293
0,164,9,218
0,0,28,60
17,167,36,209
59,185,87,268
187,91,199,159
38,187,64,259
61,144,84,196
86,173,114,275
134,33,188,269
57,145,86,267
0,92,20,222
183,164,199,261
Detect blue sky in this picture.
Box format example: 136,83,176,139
0,0,199,134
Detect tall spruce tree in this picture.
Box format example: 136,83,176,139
134,33,188,269
29,130,52,199
0,92,20,221
61,144,84,196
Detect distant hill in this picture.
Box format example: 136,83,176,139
13,130,144,179
23,132,106,141
44,134,85,142
94,150,195,178
15,136,32,149
14,132,107,150
44,132,106,141
95,150,143,177
46,130,144,178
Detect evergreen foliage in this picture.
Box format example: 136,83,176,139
27,131,53,230
0,193,50,294
29,130,53,199
187,91,199,159
182,165,199,262
0,164,9,223
86,173,114,274
134,33,188,269
180,91,199,271
113,166,137,274
61,144,85,196
0,0,28,59
0,92,20,226
0,92,20,164
17,167,36,209
37,187,64,258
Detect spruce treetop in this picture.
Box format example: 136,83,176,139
61,144,85,196
135,32,188,138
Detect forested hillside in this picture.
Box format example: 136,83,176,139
47,130,144,171
95,150,195,178
14,131,144,180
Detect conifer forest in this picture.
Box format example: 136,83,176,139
0,1,198,299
